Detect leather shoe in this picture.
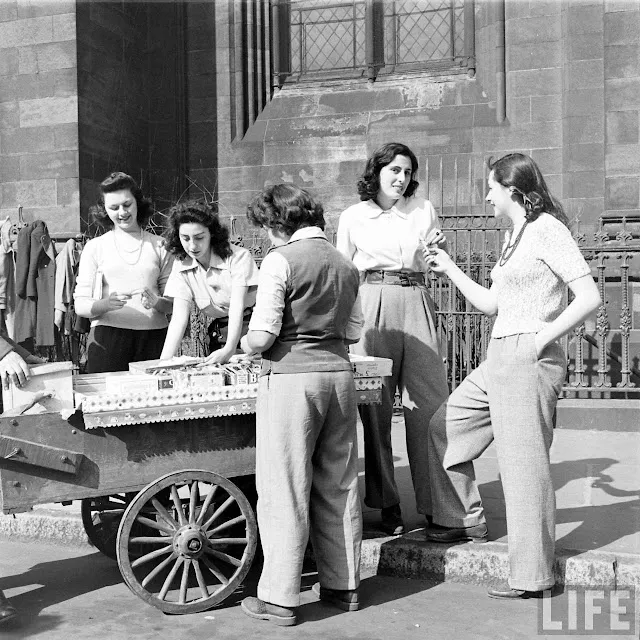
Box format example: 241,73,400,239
380,504,404,536
241,597,297,626
0,590,17,626
425,522,488,543
488,584,551,600
312,582,359,611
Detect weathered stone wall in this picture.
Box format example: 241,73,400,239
0,0,78,234
604,2,639,220
182,0,638,243
76,1,150,228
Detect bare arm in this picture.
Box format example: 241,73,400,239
205,286,250,364
159,297,191,360
425,247,498,316
241,330,276,355
534,274,601,355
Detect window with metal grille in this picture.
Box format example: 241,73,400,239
272,0,475,86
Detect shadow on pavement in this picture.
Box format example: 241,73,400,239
0,551,121,638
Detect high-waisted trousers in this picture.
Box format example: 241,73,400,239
428,333,566,591
353,281,449,515
255,370,362,608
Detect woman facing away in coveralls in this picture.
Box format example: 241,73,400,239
160,200,259,363
424,153,601,599
337,142,449,536
239,184,363,626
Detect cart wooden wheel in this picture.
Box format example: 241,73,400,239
81,494,135,560
116,470,257,614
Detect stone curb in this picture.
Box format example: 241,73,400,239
361,530,640,589
2,512,639,590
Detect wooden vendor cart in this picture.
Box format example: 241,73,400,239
0,356,389,615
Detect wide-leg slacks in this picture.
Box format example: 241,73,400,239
255,370,362,608
353,282,449,515
428,333,566,591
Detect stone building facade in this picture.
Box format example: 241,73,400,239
0,0,638,239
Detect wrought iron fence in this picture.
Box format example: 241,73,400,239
421,156,640,396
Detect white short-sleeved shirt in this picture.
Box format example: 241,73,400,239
164,244,259,319
337,196,440,272
490,213,592,337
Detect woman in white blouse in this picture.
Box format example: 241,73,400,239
337,142,449,536
160,200,259,364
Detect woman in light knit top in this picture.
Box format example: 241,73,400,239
337,142,449,536
74,172,173,373
424,153,600,599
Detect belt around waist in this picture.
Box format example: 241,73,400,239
208,307,254,330
363,270,425,286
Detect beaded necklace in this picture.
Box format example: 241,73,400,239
498,220,528,267
113,228,144,266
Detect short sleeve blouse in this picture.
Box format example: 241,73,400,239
164,244,259,319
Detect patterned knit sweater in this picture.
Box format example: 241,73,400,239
490,213,591,338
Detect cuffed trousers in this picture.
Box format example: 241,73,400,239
256,371,362,608
429,333,566,591
353,282,449,515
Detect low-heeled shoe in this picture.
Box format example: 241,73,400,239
488,584,552,600
241,597,297,626
0,602,16,626
380,504,405,536
312,582,359,612
425,522,488,543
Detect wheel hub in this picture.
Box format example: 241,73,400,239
173,525,207,559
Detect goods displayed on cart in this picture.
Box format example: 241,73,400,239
1,354,392,428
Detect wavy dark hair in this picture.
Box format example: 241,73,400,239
488,153,568,226
246,183,325,236
163,200,232,261
90,171,153,228
357,142,420,201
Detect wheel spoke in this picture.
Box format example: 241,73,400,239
171,485,187,526
188,481,199,524
179,560,190,604
105,495,128,505
208,514,246,536
159,557,184,600
195,484,219,526
193,560,210,599
134,516,174,535
129,536,173,545
151,498,179,531
204,547,242,568
132,545,173,569
141,552,177,588
201,556,229,586
203,495,235,530
208,537,248,545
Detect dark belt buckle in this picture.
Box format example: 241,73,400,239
398,273,411,287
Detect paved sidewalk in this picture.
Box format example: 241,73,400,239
1,414,639,589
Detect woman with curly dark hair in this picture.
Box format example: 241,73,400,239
160,200,259,364
424,153,600,598
239,184,363,626
74,172,174,372
337,142,449,536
